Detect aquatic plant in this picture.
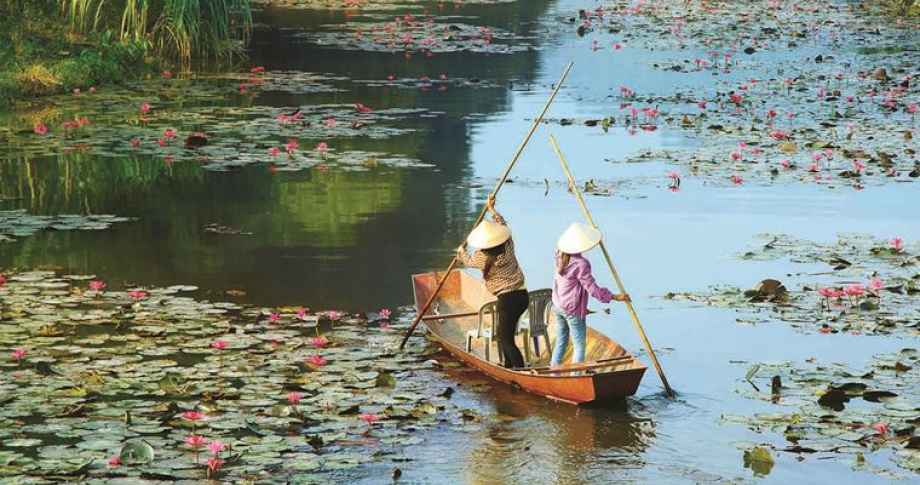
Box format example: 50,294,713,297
60,0,252,61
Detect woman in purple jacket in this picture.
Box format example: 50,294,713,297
551,223,630,367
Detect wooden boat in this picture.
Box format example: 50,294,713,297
412,270,647,404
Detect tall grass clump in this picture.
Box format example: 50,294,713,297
60,0,252,62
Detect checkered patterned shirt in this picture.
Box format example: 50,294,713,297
457,212,525,296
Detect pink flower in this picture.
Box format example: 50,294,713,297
807,163,820,172
868,279,883,292
250,66,266,73
738,142,747,149
874,422,889,435
360,413,380,424
184,435,208,448
0,275,6,287
11,348,27,360
354,102,372,113
207,441,224,455
730,151,742,162
127,290,148,299
288,391,303,404
819,327,831,334
667,171,680,180
730,174,743,184
309,337,328,348
162,70,173,79
380,308,391,320
268,147,280,157
140,102,151,113
164,129,176,139
780,160,791,168
88,280,106,291
844,284,865,297
73,88,81,95
34,124,48,135
89,86,96,93
211,339,228,350
316,142,328,151
158,139,167,147
892,237,904,252
328,310,340,321
295,308,308,321
769,130,787,139
909,104,918,114
183,411,207,421
308,355,328,366
108,455,121,467
207,457,224,473
131,138,141,148
269,312,280,323
285,139,299,153
853,160,866,172
818,287,835,298
823,149,834,158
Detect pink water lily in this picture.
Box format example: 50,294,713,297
131,138,141,148
868,279,884,293
128,290,148,299
891,237,904,253
316,142,328,151
354,102,373,113
207,457,224,478
295,308,308,320
807,163,820,172
309,337,328,348
268,147,280,157
34,124,48,135
730,174,743,185
88,280,106,291
360,413,381,425
10,348,27,366
183,411,207,421
140,102,151,113
288,391,303,404
780,160,791,168
207,441,224,455
328,310,340,322
184,434,208,466
269,312,280,323
211,339,228,350
108,454,121,467
157,139,167,147
380,308,391,320
874,422,889,435
285,139,299,154
0,275,6,287
162,70,172,79
730,151,742,162
308,355,328,367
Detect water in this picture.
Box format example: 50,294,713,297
1,0,918,483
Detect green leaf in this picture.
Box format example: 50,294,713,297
743,446,775,477
119,440,155,465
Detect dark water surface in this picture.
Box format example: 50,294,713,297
1,0,918,483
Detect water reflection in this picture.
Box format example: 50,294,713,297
453,369,654,485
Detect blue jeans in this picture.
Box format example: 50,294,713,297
551,306,587,367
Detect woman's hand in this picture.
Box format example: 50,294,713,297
486,194,497,212
614,293,631,303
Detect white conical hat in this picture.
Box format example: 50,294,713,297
557,223,602,254
467,220,512,249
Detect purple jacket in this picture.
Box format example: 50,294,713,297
552,251,613,318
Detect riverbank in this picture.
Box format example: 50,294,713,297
0,3,157,110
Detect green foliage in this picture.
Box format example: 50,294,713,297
60,0,252,61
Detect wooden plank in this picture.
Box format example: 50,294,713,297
528,356,634,374
421,311,478,321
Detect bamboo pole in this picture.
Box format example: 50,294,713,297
399,62,575,350
549,135,675,397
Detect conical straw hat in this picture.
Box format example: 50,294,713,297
557,223,602,254
467,220,512,249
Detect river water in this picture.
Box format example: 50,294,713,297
1,0,918,483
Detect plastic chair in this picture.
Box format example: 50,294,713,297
466,301,500,364
520,289,552,364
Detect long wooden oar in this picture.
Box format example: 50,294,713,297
399,62,575,350
549,134,675,397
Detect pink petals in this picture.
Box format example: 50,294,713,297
308,355,328,367
211,339,228,350
88,280,106,291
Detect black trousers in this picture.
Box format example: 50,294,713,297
496,289,528,369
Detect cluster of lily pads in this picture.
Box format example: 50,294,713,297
724,348,919,476
0,71,430,173
545,0,919,190
0,270,482,482
251,0,516,13
663,233,919,336
295,17,533,55
0,210,133,243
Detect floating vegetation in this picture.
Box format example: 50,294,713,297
663,234,919,336
724,349,920,476
251,0,516,11
0,270,479,482
295,18,534,54
0,73,430,172
0,211,134,242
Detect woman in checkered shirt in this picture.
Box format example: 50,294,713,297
457,195,528,369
